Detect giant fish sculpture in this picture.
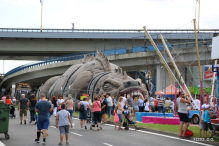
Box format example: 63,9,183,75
36,51,148,100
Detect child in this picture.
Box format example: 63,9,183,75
204,104,213,139
144,99,150,112
114,106,119,129
56,104,73,145
199,104,206,138
123,110,139,130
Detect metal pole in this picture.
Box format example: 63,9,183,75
198,0,200,32
41,0,43,32
164,47,166,98
193,19,203,110
210,60,217,107
142,27,189,100
3,60,4,75
160,34,197,109
174,82,177,116
74,89,77,113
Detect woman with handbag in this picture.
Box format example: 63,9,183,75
57,94,64,113
29,94,37,125
92,96,101,131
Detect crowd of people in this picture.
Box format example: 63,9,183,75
0,90,216,144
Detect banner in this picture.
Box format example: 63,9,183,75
203,65,219,80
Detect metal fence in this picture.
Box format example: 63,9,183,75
2,39,211,79
1,28,219,33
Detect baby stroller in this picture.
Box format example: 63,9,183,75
9,105,16,118
87,112,92,123
123,110,139,130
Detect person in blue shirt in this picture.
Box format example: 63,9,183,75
111,96,117,115
138,95,144,112
203,104,213,139
35,94,53,145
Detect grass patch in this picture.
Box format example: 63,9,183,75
109,114,212,138
74,112,218,141
73,111,79,117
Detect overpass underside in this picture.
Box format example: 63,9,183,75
0,46,211,93
0,31,213,60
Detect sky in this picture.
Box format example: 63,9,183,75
0,0,218,74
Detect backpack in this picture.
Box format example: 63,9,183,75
79,102,84,112
182,129,193,137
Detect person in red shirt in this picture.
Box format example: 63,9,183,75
5,95,13,105
154,96,158,113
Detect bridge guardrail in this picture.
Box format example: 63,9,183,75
1,28,219,33
3,40,211,79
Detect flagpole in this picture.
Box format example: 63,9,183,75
195,0,197,20
198,0,200,32
41,0,43,32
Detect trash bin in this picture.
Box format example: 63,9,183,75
0,100,10,139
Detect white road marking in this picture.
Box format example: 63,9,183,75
73,118,79,120
137,130,213,146
71,132,83,136
68,118,214,146
0,141,6,146
50,126,56,128
103,124,212,146
103,143,114,146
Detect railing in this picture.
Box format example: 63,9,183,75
0,28,219,33
3,40,211,79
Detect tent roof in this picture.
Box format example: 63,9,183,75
155,83,188,95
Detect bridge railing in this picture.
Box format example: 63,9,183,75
1,28,219,33
3,40,212,78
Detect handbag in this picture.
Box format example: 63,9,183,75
57,106,61,110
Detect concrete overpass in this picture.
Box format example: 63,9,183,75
0,28,216,60
0,46,211,93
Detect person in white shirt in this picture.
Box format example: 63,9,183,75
87,95,92,114
122,94,127,109
170,98,175,113
106,93,113,121
193,97,200,110
144,99,150,112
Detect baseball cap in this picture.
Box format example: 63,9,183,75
161,92,165,94
201,104,206,109
21,94,25,97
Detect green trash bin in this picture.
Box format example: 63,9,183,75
0,100,10,139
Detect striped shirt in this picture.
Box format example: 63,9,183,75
157,96,165,106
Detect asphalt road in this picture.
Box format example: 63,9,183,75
0,110,215,146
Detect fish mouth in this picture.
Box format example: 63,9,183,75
117,87,147,100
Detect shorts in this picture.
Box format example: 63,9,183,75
59,125,69,135
199,120,204,129
20,109,27,117
118,114,123,122
79,111,87,120
178,112,189,123
37,119,50,130
128,107,134,114
155,106,158,112
204,122,213,131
